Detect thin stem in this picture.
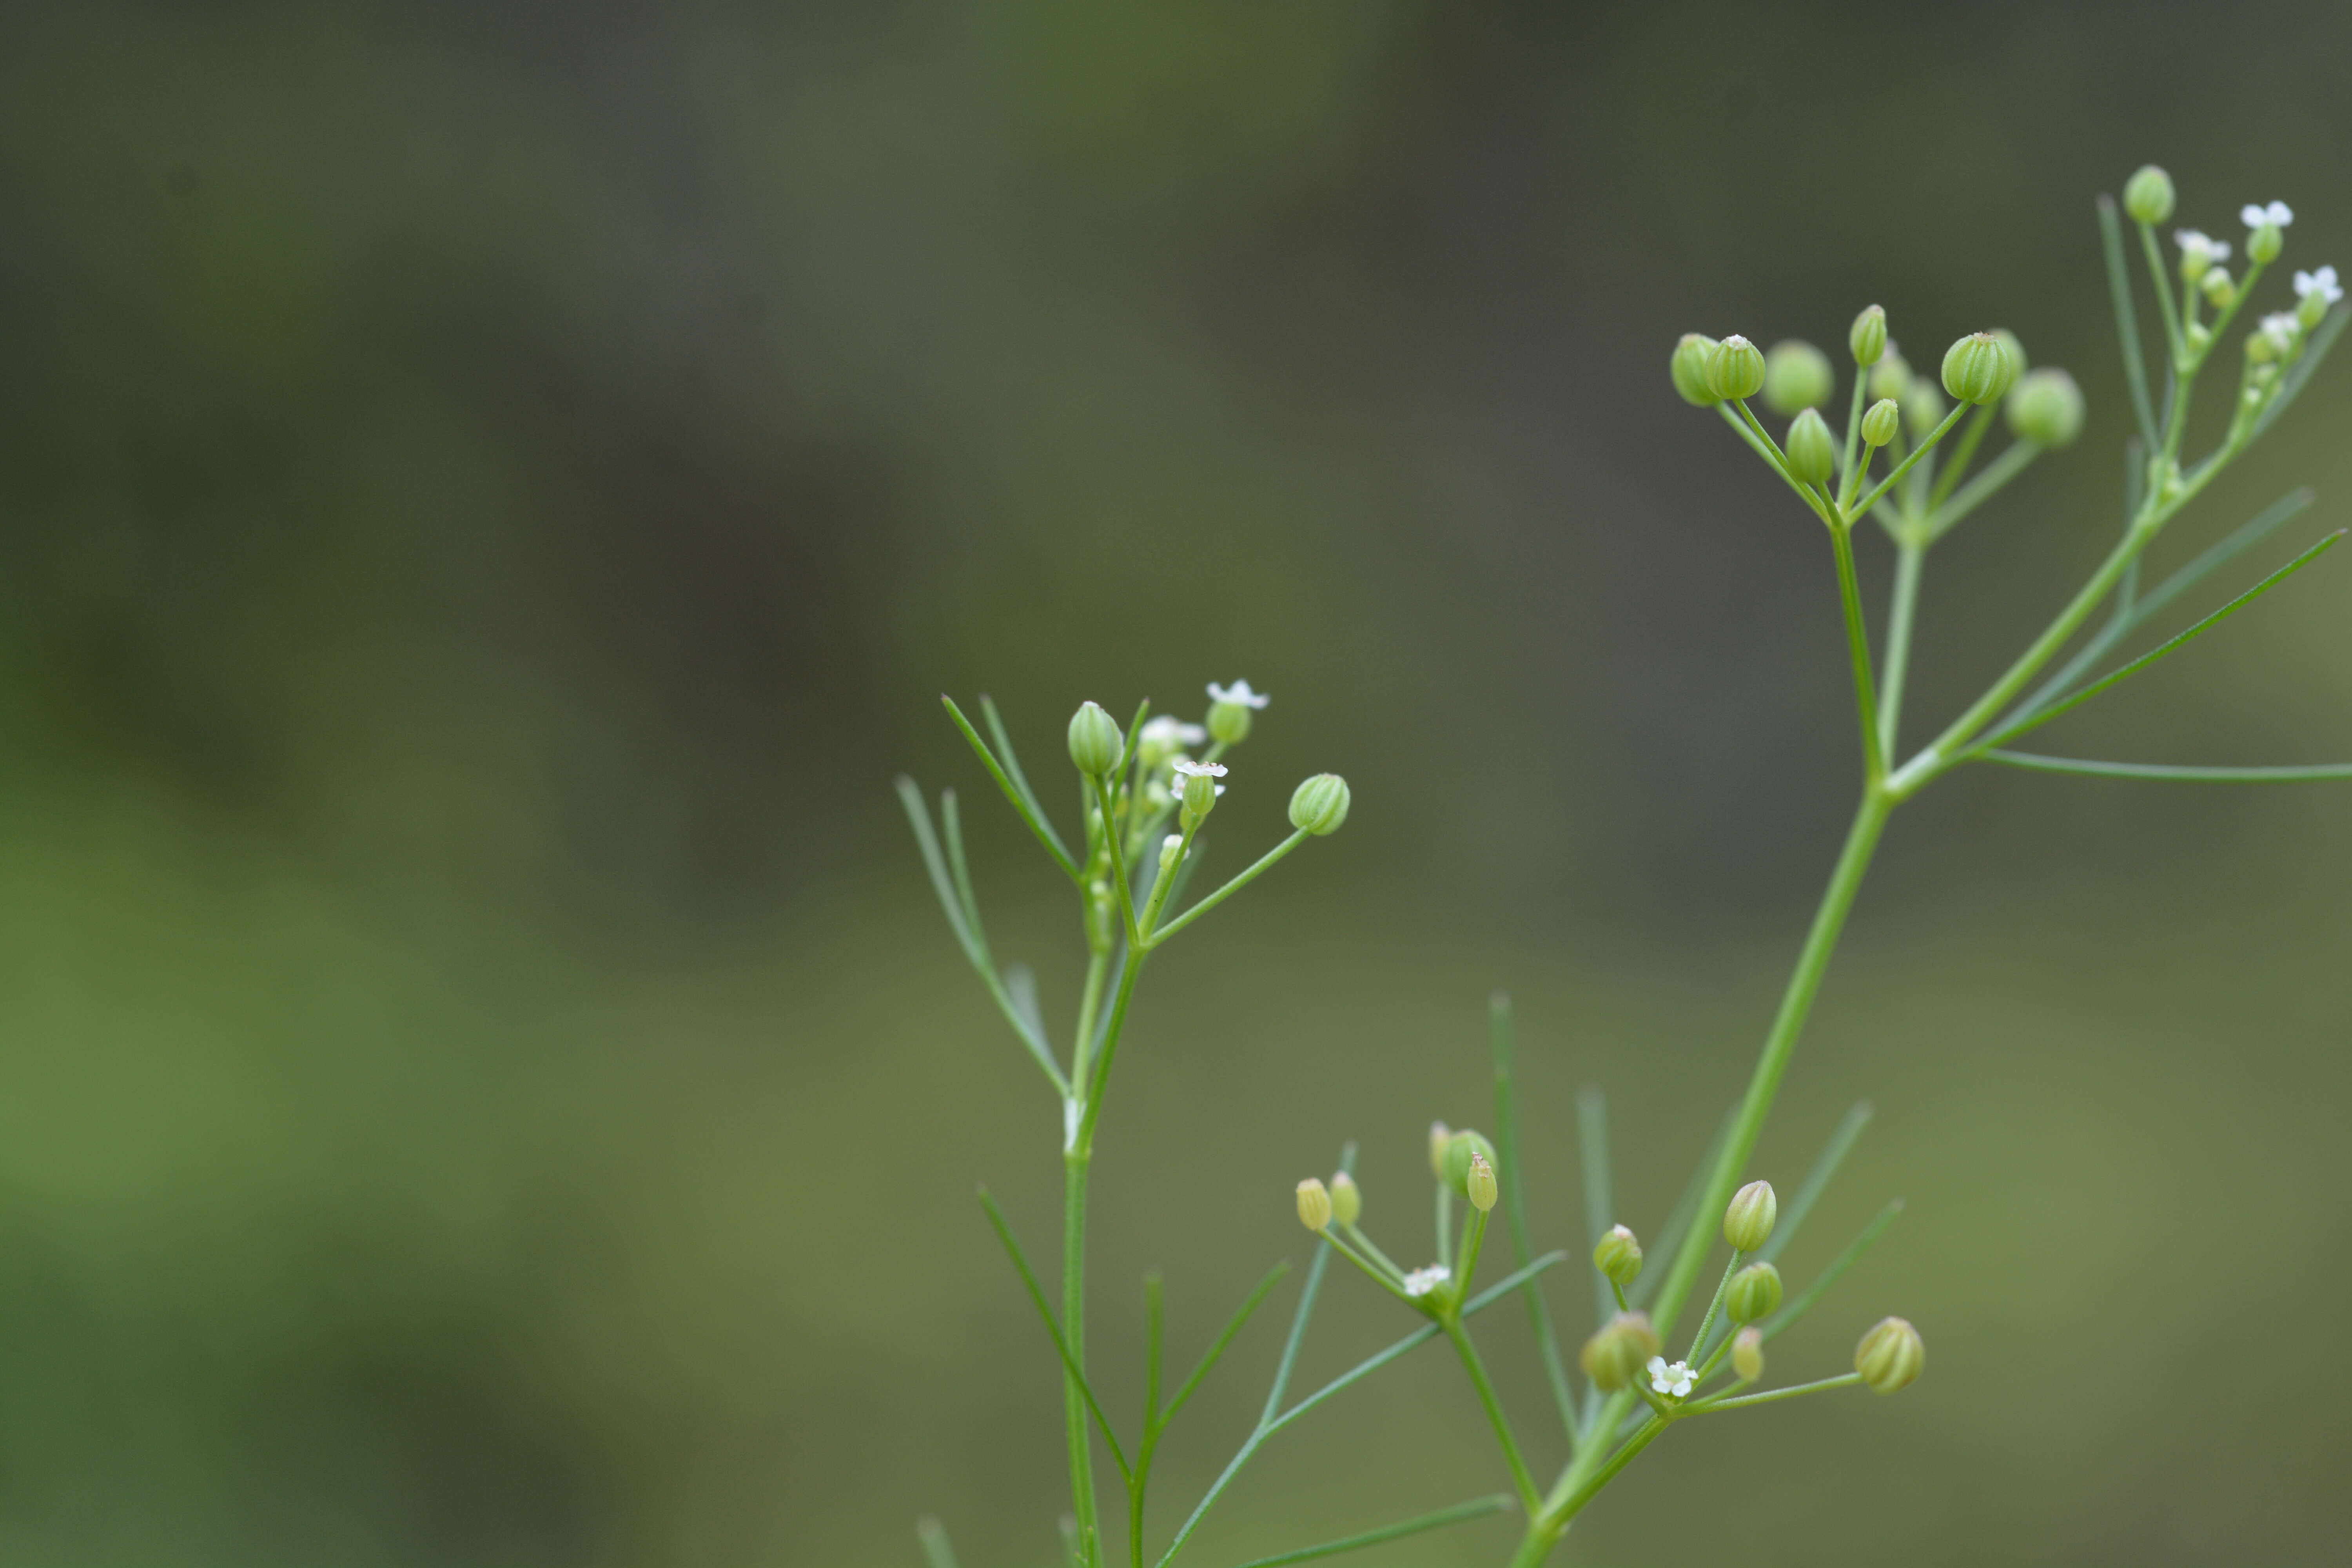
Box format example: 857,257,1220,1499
1496,998,1578,1442
1144,830,1309,947
1092,776,1144,947
2138,220,2183,360
1063,1157,1102,1556
1923,404,1996,516
1827,521,1886,779
1926,439,2038,542
1878,539,1924,758
1685,1372,1864,1413
1443,1315,1541,1512
1734,400,1839,529
1855,401,1970,517
1837,374,1867,506
1643,788,1894,1339
1436,1183,1452,1268
1718,402,1837,517
1684,1251,1741,1363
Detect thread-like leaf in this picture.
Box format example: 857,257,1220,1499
1157,1261,1290,1434
897,778,1067,1094
915,1517,958,1568
1628,1105,1736,1310
1761,1198,1903,1341
1975,530,2346,755
944,695,1081,881
1227,1495,1514,1568
976,1189,1132,1480
1985,751,2352,782
1490,995,1577,1440
2098,194,2162,451
1757,1102,1872,1267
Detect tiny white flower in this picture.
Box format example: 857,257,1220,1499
1207,679,1271,710
2294,265,2343,304
1402,1264,1452,1297
2241,200,2295,230
2261,311,2301,352
2174,229,2230,265
1646,1356,1696,1398
1139,715,1208,748
1170,758,1227,779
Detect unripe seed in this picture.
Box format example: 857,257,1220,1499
1723,1180,1778,1252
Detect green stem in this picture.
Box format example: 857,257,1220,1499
1837,375,1867,506
1684,1252,1741,1364
1926,440,2038,541
2138,221,2183,359
1144,830,1309,947
1878,538,1925,757
1645,787,1893,1339
1685,1372,1864,1413
1827,522,1886,779
1063,1151,1100,1564
1855,402,1970,517
1924,405,1996,516
1442,1316,1541,1514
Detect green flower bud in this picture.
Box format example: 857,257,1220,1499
1157,834,1185,872
2200,268,2237,310
1296,1177,1332,1232
2248,221,2284,267
1578,1312,1661,1393
1854,1315,1925,1394
2123,164,2174,225
1288,773,1351,835
1173,759,1225,820
1704,334,1767,401
1725,1261,1784,1323
2299,278,2334,329
1868,348,1911,404
1941,332,2018,406
1442,1130,1498,1200
1722,1180,1778,1252
1427,1122,1452,1180
1067,701,1125,777
2005,368,2085,448
1731,1325,1764,1382
1671,333,1722,406
1849,305,1887,367
2185,321,2211,356
1860,397,1901,448
1465,1151,1499,1213
1761,339,1835,415
1903,377,1946,438
1784,408,1835,486
1593,1224,1643,1286
1205,680,1268,744
1328,1170,1361,1226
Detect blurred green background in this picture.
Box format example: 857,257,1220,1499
2,2,2348,1564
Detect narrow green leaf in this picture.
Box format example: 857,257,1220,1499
976,693,1066,861
1575,1085,1615,1330
1984,751,2352,782
915,1517,959,1568
1628,1105,1736,1310
897,778,1069,1095
1262,1142,1353,1424
940,790,988,951
1491,995,1577,1440
1757,1102,1872,1267
2098,194,2162,452
1924,438,2038,541
1975,530,2346,755
943,695,1082,882
2007,487,2312,727
1760,1198,1903,1341
898,777,975,953
2254,303,2350,439
976,1189,1132,1480
1004,964,1047,1051
1144,1271,1165,1428
1156,1247,1561,1568
1226,1494,1514,1568
1157,1261,1290,1434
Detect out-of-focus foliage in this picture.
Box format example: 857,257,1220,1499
0,2,2347,1564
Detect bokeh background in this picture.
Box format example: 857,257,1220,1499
2,2,2348,1564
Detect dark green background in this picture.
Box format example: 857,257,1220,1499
2,2,2346,1564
